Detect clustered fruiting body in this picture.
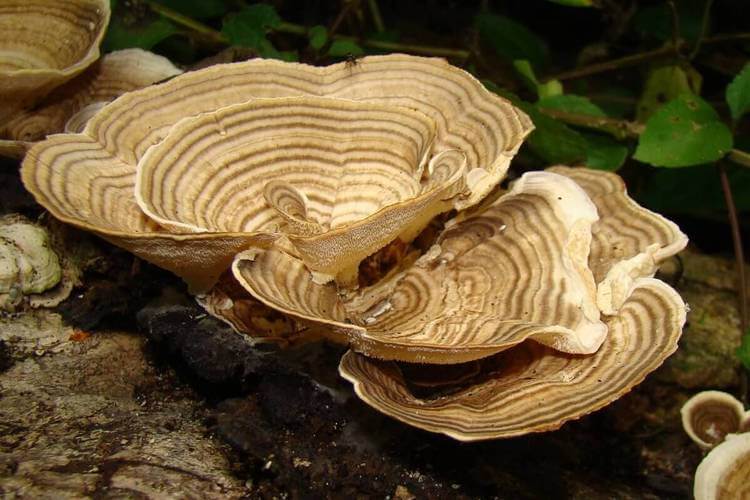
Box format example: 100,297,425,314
0,0,182,158
19,53,689,440
682,391,750,499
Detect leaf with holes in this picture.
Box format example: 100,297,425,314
634,94,733,167
636,65,702,122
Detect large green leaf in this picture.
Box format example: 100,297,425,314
636,65,702,122
537,94,606,117
104,17,178,51
582,133,629,171
476,14,548,68
222,4,281,49
726,63,750,123
634,93,733,167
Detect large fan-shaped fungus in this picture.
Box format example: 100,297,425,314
22,54,532,292
1,49,182,158
0,0,110,121
20,51,688,440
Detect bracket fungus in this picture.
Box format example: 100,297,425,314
0,0,110,122
682,391,750,450
22,54,532,292
20,53,688,440
0,216,67,311
1,49,182,158
694,433,750,500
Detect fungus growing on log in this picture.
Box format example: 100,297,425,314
22,54,532,292
681,391,749,450
21,53,688,440
0,0,110,122
694,433,750,500
1,49,182,158
339,278,685,440
0,216,67,311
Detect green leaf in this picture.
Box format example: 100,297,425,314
537,94,606,117
308,25,328,50
726,63,750,123
546,0,594,6
737,328,750,371
634,93,733,167
104,17,178,51
582,133,629,171
222,4,281,49
152,0,227,19
513,60,562,99
519,103,588,164
327,40,364,57
477,14,548,68
637,65,702,122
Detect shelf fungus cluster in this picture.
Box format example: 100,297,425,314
21,54,689,440
682,391,750,499
0,0,110,124
1,48,182,158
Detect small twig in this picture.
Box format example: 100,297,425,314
536,108,644,140
690,0,715,59
146,1,227,44
367,0,385,32
328,1,356,39
547,45,676,82
719,163,749,339
147,3,469,61
546,32,750,82
666,0,683,57
728,149,750,169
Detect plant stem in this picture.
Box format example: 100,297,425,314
146,2,469,61
728,149,750,169
546,32,750,82
690,0,715,59
368,0,385,32
719,163,749,333
536,108,643,139
146,1,227,44
666,0,682,57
